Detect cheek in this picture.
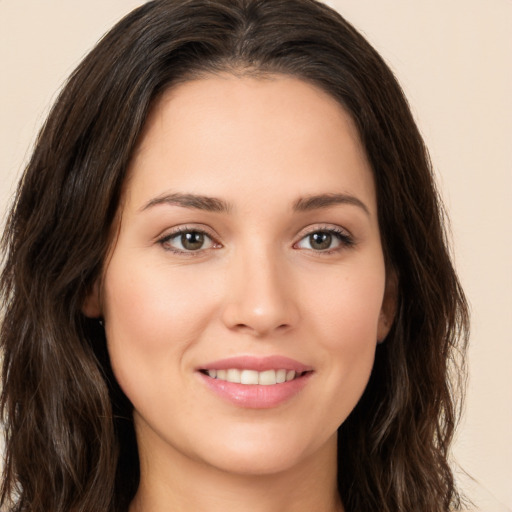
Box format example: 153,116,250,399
100,257,218,396
302,260,385,403
305,260,385,347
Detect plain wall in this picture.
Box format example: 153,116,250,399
1,1,511,510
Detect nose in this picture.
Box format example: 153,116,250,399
221,246,299,337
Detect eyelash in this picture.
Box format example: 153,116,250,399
158,226,220,256
294,226,355,254
157,225,355,256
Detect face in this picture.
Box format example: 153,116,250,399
85,74,395,477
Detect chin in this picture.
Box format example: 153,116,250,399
207,449,305,477
196,427,337,477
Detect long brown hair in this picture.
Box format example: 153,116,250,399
0,1,469,511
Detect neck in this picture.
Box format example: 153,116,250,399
129,428,343,512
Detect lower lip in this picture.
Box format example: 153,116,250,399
199,372,312,409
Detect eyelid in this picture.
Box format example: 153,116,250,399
293,224,355,252
295,223,353,239
155,223,355,255
157,224,223,254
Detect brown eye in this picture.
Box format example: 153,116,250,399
161,230,216,253
308,232,332,250
295,229,353,252
181,231,205,251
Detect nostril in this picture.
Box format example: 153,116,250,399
229,322,291,336
220,285,299,336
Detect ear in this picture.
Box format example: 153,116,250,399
82,279,102,318
377,270,398,343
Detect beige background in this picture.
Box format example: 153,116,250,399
1,1,511,510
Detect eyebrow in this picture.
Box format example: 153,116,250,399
293,193,370,216
140,191,370,216
140,193,231,213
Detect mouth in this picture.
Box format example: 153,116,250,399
197,356,313,408
199,368,309,385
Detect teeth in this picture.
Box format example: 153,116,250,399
240,370,259,384
276,369,286,383
226,369,241,383
205,368,303,385
259,369,276,385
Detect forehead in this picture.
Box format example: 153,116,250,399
126,73,376,214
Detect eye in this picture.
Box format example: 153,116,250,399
159,229,218,253
295,229,353,252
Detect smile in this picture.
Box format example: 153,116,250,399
202,368,306,385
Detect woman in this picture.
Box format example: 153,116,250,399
0,1,469,511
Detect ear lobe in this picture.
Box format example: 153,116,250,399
377,271,398,343
82,279,102,318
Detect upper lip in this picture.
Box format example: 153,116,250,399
199,355,313,373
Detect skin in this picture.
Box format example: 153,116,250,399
84,74,395,512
